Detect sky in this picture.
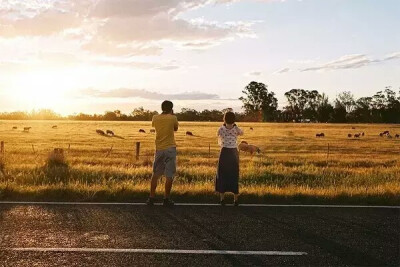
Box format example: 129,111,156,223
0,0,399,115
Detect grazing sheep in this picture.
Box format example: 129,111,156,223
379,132,384,137
352,127,356,129
106,130,114,136
383,130,390,135
23,127,31,132
247,145,261,154
12,126,17,130
238,141,247,152
96,129,105,135
139,129,146,133
238,141,260,154
250,127,254,131
348,134,352,138
361,132,365,136
395,134,400,138
354,133,361,138
150,129,156,133
316,133,325,138
52,125,58,129
186,131,194,136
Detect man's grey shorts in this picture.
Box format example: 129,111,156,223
153,147,177,178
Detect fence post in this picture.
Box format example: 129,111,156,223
208,143,211,158
0,141,4,154
136,142,141,160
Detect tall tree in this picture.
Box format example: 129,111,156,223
239,81,278,122
284,89,324,121
336,91,356,113
315,93,334,122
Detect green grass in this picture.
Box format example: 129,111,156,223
0,120,399,205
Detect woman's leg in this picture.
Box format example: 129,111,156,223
220,193,225,201
234,194,238,202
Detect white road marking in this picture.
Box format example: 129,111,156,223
0,201,398,209
6,247,307,256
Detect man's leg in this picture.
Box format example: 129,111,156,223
164,177,173,199
150,173,161,198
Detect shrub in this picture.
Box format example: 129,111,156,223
43,149,70,184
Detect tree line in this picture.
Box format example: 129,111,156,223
240,81,400,123
1,81,399,123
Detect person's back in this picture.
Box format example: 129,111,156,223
152,114,178,150
147,100,178,207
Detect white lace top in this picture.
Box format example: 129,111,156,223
217,125,244,148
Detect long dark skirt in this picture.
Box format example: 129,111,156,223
215,147,239,194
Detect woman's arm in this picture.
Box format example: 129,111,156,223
217,127,223,137
235,126,244,136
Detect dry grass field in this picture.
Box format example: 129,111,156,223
0,120,399,205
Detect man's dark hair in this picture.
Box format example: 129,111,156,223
161,100,173,114
224,111,235,124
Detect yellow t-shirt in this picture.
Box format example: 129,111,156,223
152,114,179,150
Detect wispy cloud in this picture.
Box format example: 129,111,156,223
246,71,262,76
273,67,290,74
77,88,220,100
384,52,400,61
300,52,400,72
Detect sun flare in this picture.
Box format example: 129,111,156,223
10,71,73,110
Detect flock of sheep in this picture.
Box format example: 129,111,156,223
96,129,115,136
9,125,399,156
315,130,400,139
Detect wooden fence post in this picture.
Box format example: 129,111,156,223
0,141,4,154
136,142,141,160
208,143,211,158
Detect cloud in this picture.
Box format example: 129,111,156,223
0,9,81,37
301,54,377,72
80,16,255,56
77,88,220,100
0,0,258,57
273,67,290,74
246,71,262,76
384,52,400,61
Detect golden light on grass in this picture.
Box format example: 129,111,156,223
0,121,399,204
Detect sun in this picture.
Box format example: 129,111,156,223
10,71,72,110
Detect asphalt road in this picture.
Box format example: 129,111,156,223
0,203,399,267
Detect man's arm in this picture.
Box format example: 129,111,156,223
174,117,179,131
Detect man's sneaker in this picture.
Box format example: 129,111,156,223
163,198,175,207
146,197,155,206
233,201,239,207
220,199,226,206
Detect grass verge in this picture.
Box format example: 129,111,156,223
0,183,399,206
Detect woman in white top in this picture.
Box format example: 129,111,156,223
216,111,244,206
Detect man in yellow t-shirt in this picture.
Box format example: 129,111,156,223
147,100,179,207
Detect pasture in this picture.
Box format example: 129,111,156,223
0,120,399,204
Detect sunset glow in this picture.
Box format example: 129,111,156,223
0,0,399,114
